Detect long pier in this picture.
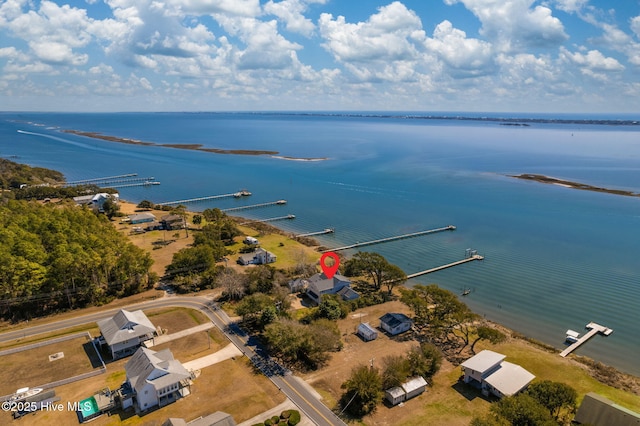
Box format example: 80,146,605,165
68,176,156,187
323,225,455,252
296,228,334,238
109,181,160,189
239,215,295,225
406,254,484,279
157,191,251,206
559,322,613,357
66,173,137,185
222,200,287,212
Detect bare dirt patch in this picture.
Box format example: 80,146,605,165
145,307,209,334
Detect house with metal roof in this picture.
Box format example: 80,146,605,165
574,392,640,426
96,309,156,359
123,347,192,412
163,411,236,426
357,322,378,341
385,376,428,406
305,273,358,305
379,313,413,335
129,212,156,224
237,248,277,266
460,350,534,398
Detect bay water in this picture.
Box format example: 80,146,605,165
1,112,639,376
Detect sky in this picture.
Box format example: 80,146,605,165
1,0,639,113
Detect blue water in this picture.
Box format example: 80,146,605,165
2,112,639,376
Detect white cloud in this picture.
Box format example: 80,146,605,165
166,0,261,17
553,0,588,14
264,0,327,37
630,16,640,39
561,47,624,71
445,0,568,51
424,20,494,77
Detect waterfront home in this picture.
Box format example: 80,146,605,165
129,212,156,224
96,309,156,359
123,347,192,412
305,273,358,305
379,313,413,336
461,350,535,398
574,392,640,426
237,248,277,265
73,192,119,212
161,214,184,230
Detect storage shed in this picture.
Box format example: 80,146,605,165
357,322,378,341
402,376,428,400
385,387,406,406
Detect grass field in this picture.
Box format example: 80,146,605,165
0,334,101,396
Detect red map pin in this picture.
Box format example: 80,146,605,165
320,252,340,279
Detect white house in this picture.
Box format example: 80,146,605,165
379,313,413,336
237,248,277,266
97,309,156,359
305,273,358,305
73,192,119,212
461,350,535,398
357,322,378,341
124,347,192,412
129,212,156,224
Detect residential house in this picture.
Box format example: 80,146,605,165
73,192,119,212
96,309,156,359
574,392,640,426
288,277,308,293
243,236,259,245
161,214,184,230
163,412,236,426
129,212,156,224
460,350,535,398
123,347,192,412
237,248,277,266
357,322,378,341
305,273,358,305
379,313,413,335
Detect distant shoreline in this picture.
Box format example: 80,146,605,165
61,129,322,161
510,173,640,198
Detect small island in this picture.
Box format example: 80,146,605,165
510,173,640,197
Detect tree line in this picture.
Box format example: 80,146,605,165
0,199,154,320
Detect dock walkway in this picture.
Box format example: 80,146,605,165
324,225,455,252
405,255,484,280
559,322,613,357
157,191,250,206
222,200,286,212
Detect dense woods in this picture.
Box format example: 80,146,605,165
0,158,64,189
0,199,154,320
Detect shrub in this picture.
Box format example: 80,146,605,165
280,410,291,419
288,410,301,425
271,416,280,423
264,419,273,426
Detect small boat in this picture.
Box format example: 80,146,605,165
565,329,580,343
276,200,287,205
461,288,471,296
10,387,43,402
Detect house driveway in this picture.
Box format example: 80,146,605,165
183,343,242,370
147,323,214,347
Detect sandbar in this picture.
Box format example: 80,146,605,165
510,173,640,197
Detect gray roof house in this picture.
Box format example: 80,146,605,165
379,313,413,335
574,392,640,426
124,347,192,412
163,412,236,426
306,273,358,305
129,212,156,224
97,309,156,359
237,248,277,266
461,350,535,398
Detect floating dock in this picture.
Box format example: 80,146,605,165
559,322,613,357
157,190,251,206
324,225,455,252
222,200,287,212
405,254,484,279
66,173,137,185
295,228,335,238
239,214,295,225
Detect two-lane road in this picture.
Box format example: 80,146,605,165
0,296,346,426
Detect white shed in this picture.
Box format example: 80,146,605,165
244,236,259,245
385,386,406,406
402,376,428,400
357,323,378,341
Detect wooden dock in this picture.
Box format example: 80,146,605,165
157,191,251,206
109,181,160,189
405,254,484,279
559,322,613,357
239,214,295,225
295,228,334,238
222,200,287,212
324,225,455,252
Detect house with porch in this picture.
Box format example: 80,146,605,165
305,273,358,305
237,248,277,265
123,347,192,412
460,350,535,398
96,309,156,359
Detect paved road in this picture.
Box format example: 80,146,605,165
0,295,347,426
